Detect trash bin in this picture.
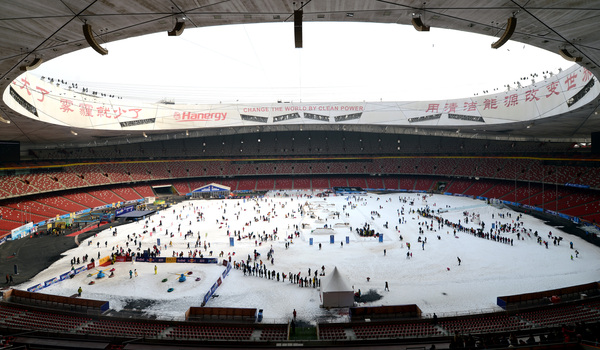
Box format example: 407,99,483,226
257,309,263,322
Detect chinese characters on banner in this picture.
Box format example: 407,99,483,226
13,77,144,119
423,68,592,115
8,66,596,128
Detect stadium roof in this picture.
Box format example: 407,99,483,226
1,0,599,148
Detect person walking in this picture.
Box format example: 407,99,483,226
293,309,297,320
77,286,82,297
154,265,157,274
457,257,461,266
385,281,389,291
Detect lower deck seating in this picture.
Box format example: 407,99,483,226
353,322,442,339
259,326,288,341
79,319,168,338
439,314,530,335
516,304,600,327
166,325,254,340
319,326,347,340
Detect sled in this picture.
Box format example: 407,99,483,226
195,277,201,281
88,281,95,285
162,278,168,283
167,288,174,293
187,271,193,275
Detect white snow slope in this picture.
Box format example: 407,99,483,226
15,192,600,324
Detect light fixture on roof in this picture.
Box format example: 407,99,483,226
168,18,186,36
411,14,430,32
0,115,10,124
82,23,108,55
143,132,147,138
558,48,582,62
491,16,517,49
19,56,44,71
70,130,78,136
294,9,303,48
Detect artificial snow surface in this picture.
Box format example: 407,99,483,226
14,191,600,324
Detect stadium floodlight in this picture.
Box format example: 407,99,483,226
491,17,517,49
19,57,44,71
83,23,108,55
558,48,582,62
411,15,430,32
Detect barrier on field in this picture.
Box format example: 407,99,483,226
497,282,600,310
350,304,422,321
4,289,109,313
202,261,232,306
185,306,257,322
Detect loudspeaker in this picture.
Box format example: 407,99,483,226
83,23,108,55
592,132,600,154
19,57,44,71
294,10,303,48
491,17,516,49
558,48,582,62
411,17,430,31
168,21,186,36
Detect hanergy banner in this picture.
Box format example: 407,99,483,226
4,65,598,131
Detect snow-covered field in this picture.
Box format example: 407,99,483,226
16,191,600,324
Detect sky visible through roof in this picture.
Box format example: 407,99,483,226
33,22,573,104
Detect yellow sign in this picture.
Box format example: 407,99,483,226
99,255,111,265
166,257,176,263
